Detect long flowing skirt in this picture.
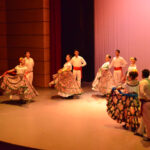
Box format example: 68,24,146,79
52,71,83,97
0,74,38,100
92,70,114,95
106,88,140,130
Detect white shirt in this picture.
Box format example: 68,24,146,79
139,78,150,100
71,56,87,67
24,57,34,72
15,65,27,75
110,56,127,68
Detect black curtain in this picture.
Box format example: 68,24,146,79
50,0,62,80
61,0,94,82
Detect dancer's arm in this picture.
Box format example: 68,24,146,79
0,68,16,78
109,58,114,69
121,57,127,67
139,81,147,99
81,57,87,67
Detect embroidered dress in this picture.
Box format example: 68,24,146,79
126,65,138,79
128,65,137,73
92,62,114,95
50,62,83,97
0,65,38,100
106,80,140,130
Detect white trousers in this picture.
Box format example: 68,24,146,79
73,70,81,87
26,72,33,85
113,70,122,86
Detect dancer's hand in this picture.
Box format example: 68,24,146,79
58,69,62,74
117,86,122,90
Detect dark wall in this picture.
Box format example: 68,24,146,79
61,0,94,82
4,0,51,87
0,0,8,74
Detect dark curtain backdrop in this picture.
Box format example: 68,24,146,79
50,0,62,79
61,0,94,82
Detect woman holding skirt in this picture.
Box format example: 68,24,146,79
0,58,38,100
92,55,114,95
107,71,140,131
49,55,83,98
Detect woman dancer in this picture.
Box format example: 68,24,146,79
49,54,82,98
0,58,38,100
92,54,114,95
107,71,140,131
128,57,137,73
126,57,138,79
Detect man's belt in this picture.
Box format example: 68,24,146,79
73,67,82,70
73,67,82,78
114,67,122,71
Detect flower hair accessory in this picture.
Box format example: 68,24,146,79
19,57,24,62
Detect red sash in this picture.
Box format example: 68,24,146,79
73,67,82,78
114,67,122,71
114,67,123,78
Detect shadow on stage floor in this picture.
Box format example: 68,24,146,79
0,100,35,106
0,141,39,150
141,141,150,148
51,95,80,101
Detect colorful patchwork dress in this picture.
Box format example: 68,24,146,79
92,62,115,95
50,62,83,97
106,80,140,131
0,65,38,100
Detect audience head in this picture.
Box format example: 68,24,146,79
142,69,150,79
129,71,138,80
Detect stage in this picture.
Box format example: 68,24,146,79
0,83,149,150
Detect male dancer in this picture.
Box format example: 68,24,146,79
71,49,87,87
110,49,127,86
24,51,34,85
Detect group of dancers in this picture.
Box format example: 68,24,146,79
0,49,150,141
49,50,86,97
92,49,150,141
0,51,38,100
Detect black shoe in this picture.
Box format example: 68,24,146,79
131,128,136,132
134,132,143,137
143,136,150,141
